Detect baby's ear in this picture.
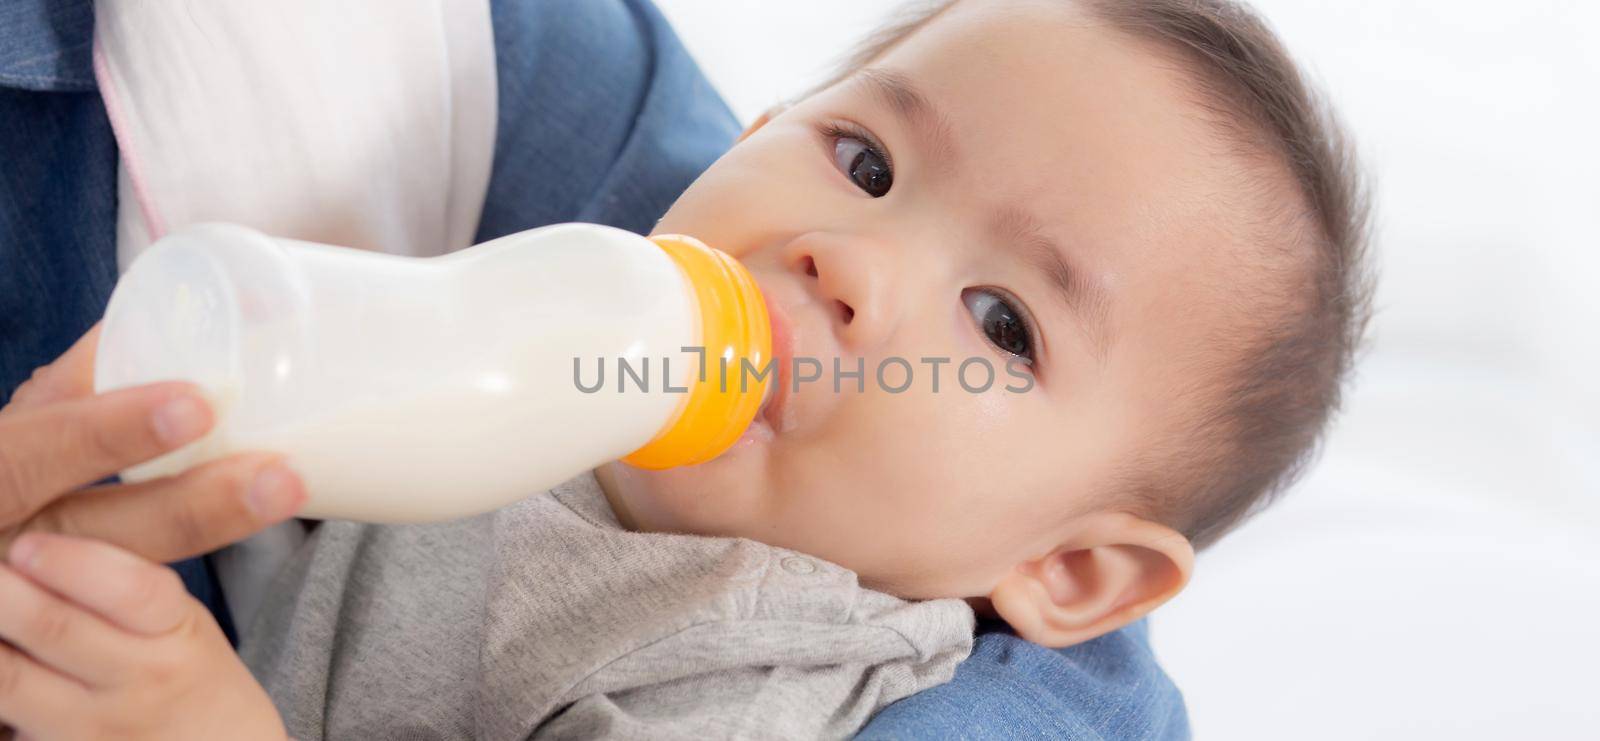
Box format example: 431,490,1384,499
987,513,1194,648
736,103,790,143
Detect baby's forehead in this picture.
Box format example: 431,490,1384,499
873,10,1260,242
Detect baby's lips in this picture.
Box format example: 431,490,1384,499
756,368,779,412
758,288,795,429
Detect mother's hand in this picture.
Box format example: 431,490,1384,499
0,324,305,562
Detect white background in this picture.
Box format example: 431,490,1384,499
655,1,1600,738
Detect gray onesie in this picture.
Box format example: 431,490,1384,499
238,472,976,740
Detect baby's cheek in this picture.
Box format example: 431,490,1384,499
679,133,835,245
848,394,988,496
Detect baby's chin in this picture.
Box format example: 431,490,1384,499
594,443,774,537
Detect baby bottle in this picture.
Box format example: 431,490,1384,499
93,222,772,523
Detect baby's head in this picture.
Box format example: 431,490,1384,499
597,0,1371,646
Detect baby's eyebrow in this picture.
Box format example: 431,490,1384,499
992,206,1115,362
854,67,959,172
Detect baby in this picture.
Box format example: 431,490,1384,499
0,0,1370,738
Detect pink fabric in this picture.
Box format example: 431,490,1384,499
91,38,167,240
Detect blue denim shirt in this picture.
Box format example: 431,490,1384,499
0,1,1188,737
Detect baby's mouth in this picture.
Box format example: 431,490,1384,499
755,348,788,431
756,373,779,416
755,289,794,432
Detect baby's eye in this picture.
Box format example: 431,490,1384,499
826,125,893,197
962,288,1036,363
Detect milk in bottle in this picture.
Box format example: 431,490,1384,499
93,222,772,522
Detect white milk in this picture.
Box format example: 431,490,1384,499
95,222,736,522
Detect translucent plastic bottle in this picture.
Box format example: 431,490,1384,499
93,222,771,523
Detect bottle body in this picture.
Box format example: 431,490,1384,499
95,222,704,522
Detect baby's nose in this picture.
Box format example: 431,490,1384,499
797,254,856,326
783,232,900,352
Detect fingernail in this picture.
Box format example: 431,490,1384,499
246,462,304,521
151,395,209,447
9,534,42,571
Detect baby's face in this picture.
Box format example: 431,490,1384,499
599,0,1251,599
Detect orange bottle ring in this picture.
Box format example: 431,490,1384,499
622,235,772,469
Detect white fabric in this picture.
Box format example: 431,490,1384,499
93,0,498,629
94,0,497,267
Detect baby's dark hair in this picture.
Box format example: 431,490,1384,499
812,0,1374,549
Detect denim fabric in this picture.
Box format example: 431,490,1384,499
0,1,1189,737
475,0,741,241
0,0,113,405
0,0,96,92
859,619,1190,739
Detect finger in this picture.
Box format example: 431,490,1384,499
0,566,144,687
8,534,192,636
0,382,212,527
0,624,93,736
0,324,101,417
9,453,306,564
